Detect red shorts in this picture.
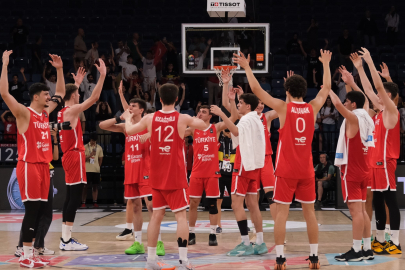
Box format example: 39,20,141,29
62,151,87,185
371,159,397,191
17,161,50,202
342,179,367,203
273,176,316,204
152,188,189,212
231,175,257,196
189,177,220,198
124,183,152,199
257,155,275,191
367,169,372,189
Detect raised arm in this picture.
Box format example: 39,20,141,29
73,67,86,89
309,49,332,114
1,110,8,123
20,68,26,84
328,89,358,137
211,89,239,136
378,62,393,82
233,51,286,114
202,39,212,57
221,69,232,113
179,83,186,106
118,80,129,110
360,47,398,129
99,118,125,133
46,54,66,114
0,51,29,119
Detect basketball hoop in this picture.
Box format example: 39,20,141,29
214,66,237,87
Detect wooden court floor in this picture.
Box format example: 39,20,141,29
0,210,403,269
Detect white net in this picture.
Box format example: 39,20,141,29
214,66,236,87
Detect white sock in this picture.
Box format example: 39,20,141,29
158,233,162,241
391,230,400,246
276,245,284,258
377,230,385,243
61,224,66,240
385,224,391,231
148,247,157,260
179,247,188,262
310,244,318,256
23,246,32,259
210,225,216,234
63,225,72,242
353,240,362,252
363,237,371,251
135,231,142,243
241,235,250,246
126,223,133,230
189,227,195,233
256,232,263,245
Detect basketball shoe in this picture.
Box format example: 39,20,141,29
209,234,218,246
15,246,23,257
59,238,89,251
227,242,254,256
371,239,386,252
35,247,55,255
144,257,175,270
253,243,268,255
362,248,374,260
374,240,402,255
188,233,196,245
334,248,363,261
116,229,133,240
19,253,48,268
274,256,287,270
178,260,195,270
306,255,320,269
156,241,165,256
125,241,145,255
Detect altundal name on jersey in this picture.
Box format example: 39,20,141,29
291,107,310,114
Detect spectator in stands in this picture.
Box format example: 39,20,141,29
307,19,318,50
286,33,300,55
259,77,271,92
162,63,180,84
83,74,97,132
175,83,186,112
320,96,339,153
115,40,131,63
385,6,400,46
31,36,42,73
152,38,167,80
85,41,99,66
314,153,335,210
9,68,26,103
42,66,56,96
1,110,17,143
314,112,322,151
101,66,117,114
129,71,144,98
127,32,141,63
143,91,154,110
83,133,103,208
10,18,29,58
298,39,327,87
338,29,354,71
192,39,212,70
188,36,204,53
120,55,138,88
74,28,87,60
96,102,112,146
359,10,378,47
135,44,159,91
163,39,178,72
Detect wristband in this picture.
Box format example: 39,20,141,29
115,115,121,123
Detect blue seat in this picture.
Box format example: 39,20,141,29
181,110,195,117
272,70,286,79
306,88,318,99
2,103,8,110
271,79,284,88
273,55,287,64
288,54,303,65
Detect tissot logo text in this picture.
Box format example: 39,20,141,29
211,2,241,7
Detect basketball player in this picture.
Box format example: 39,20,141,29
99,82,165,256
58,59,106,251
185,102,235,246
0,51,66,268
233,49,332,269
210,90,268,257
356,48,402,254
328,89,375,261
123,83,207,269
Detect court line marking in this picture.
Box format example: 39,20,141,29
340,210,352,221
81,212,116,226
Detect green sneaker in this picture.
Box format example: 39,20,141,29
125,241,145,255
385,232,391,242
156,240,165,256
253,243,268,255
227,242,254,257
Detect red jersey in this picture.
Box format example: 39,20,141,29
58,107,85,153
371,111,400,168
150,110,188,190
17,107,52,164
260,113,272,156
4,121,17,141
232,146,260,179
275,102,315,179
341,130,369,182
190,124,220,178
124,130,150,185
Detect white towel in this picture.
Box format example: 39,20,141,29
231,111,265,171
335,109,375,167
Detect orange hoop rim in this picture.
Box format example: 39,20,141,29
213,65,237,70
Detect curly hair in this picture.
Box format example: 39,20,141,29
284,74,307,99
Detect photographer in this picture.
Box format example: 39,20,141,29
314,153,335,210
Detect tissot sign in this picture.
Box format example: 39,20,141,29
210,2,242,7
207,0,246,17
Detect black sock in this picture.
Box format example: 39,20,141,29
237,220,248,236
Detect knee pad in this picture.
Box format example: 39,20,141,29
265,191,274,205
206,198,218,215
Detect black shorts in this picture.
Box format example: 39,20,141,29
219,175,232,199
86,172,100,185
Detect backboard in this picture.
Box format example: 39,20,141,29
181,23,270,76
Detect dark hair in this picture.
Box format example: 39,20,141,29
87,74,93,79
346,91,365,109
143,91,151,102
127,55,132,60
146,108,155,114
91,41,98,45
129,98,147,112
5,111,14,119
284,75,307,98
147,50,153,55
322,96,336,113
63,84,79,101
159,84,178,105
132,71,138,75
199,105,212,115
29,83,50,101
89,132,98,142
12,74,18,78
239,93,259,111
383,82,398,100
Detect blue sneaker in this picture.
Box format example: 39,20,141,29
227,242,254,256
253,242,268,255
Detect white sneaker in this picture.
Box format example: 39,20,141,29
144,257,175,269
35,247,55,255
15,246,23,257
178,260,195,270
60,238,89,251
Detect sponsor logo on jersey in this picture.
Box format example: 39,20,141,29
155,116,175,123
295,137,306,145
159,146,171,154
291,107,310,114
194,136,216,143
197,153,215,161
210,128,213,133
37,141,50,152
363,146,368,154
375,119,380,125
33,121,49,129
127,154,143,163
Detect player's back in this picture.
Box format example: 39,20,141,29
275,102,315,179
17,107,52,164
150,110,187,190
58,106,85,153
